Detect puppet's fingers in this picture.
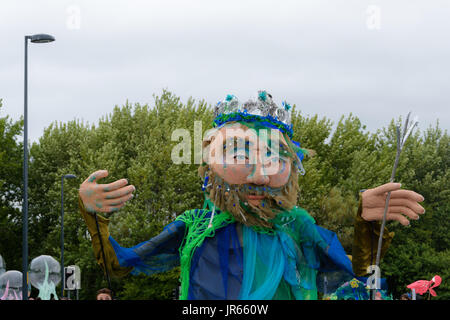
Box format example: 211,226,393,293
104,185,135,199
102,178,129,192
386,213,410,226
388,206,419,220
83,170,109,184
371,182,402,196
390,189,424,202
105,192,134,206
388,198,425,215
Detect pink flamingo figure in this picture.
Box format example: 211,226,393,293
407,275,442,297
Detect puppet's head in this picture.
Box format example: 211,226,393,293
199,91,307,228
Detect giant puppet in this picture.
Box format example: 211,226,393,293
78,91,425,299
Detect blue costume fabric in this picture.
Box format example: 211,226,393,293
109,205,357,300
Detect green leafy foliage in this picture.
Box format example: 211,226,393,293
0,100,23,271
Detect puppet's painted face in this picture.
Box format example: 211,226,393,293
201,123,299,228
207,124,291,206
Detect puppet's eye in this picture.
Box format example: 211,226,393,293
271,157,280,163
234,154,247,160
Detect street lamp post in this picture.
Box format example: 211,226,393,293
61,174,77,298
22,33,55,300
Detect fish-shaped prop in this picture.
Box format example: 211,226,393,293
407,275,442,297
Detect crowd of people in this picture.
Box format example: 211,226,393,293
25,288,113,300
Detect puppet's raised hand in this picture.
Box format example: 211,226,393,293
361,182,425,226
79,170,135,214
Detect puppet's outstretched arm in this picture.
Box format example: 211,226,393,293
79,173,186,279
352,183,425,276
78,169,135,278
79,196,133,278
352,196,394,277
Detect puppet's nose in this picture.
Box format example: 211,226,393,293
246,161,270,185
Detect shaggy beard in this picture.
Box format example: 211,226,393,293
200,165,299,229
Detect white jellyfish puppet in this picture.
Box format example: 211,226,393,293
29,255,61,300
0,255,5,276
0,270,23,300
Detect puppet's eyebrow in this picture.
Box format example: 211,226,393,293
224,137,255,148
262,138,292,158
239,138,254,146
266,137,288,150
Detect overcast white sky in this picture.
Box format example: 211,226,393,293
1,0,449,144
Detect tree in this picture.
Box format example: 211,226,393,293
0,100,23,271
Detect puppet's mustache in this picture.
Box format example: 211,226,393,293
210,176,284,198
205,168,298,229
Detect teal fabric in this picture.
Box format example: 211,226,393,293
238,214,320,300
238,225,286,299
238,206,355,299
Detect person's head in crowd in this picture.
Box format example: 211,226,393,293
400,293,412,300
96,288,113,300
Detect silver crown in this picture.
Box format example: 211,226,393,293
213,90,292,125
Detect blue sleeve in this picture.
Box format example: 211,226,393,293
109,220,186,276
315,225,354,275
314,225,356,293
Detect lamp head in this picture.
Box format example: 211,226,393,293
30,34,55,43
63,174,77,179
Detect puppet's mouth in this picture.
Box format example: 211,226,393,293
246,194,265,200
